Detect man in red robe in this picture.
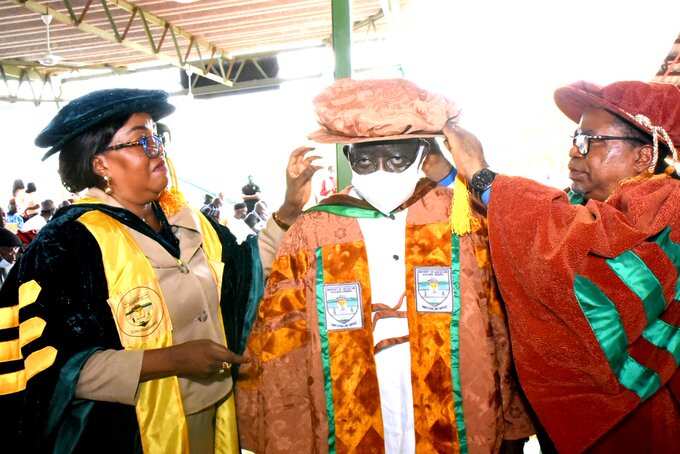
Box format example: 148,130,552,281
444,80,680,453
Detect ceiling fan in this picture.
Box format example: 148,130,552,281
6,14,125,73
39,14,63,67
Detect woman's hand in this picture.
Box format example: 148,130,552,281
141,339,248,382
276,146,322,226
171,340,248,379
442,121,488,182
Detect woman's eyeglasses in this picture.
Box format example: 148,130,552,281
104,134,165,158
571,132,644,157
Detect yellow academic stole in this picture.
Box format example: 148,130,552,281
77,203,239,454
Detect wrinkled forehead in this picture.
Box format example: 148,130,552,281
349,139,422,158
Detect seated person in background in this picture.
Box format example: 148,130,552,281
241,175,261,213
200,196,221,223
21,199,55,233
4,199,24,232
228,202,254,243
22,182,40,221
200,193,214,216
18,199,56,245
10,179,26,216
0,226,21,288
244,200,268,233
233,202,247,220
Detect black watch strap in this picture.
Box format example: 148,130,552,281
469,168,496,199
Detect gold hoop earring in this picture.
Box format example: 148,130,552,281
104,175,113,194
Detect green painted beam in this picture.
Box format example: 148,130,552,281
331,0,352,190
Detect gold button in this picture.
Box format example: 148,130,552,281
177,259,189,274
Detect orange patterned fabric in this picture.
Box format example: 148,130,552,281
405,222,459,453
236,188,534,453
236,244,328,453
321,241,385,452
245,252,311,367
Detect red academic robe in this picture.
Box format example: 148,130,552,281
487,174,680,453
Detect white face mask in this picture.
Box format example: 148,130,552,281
351,145,425,215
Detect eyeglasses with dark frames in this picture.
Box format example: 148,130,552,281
104,134,165,158
571,132,645,157
347,139,428,174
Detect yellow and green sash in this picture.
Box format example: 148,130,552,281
77,203,238,454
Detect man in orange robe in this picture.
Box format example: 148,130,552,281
237,79,534,453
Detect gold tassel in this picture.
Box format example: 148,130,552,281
157,156,187,218
450,176,481,236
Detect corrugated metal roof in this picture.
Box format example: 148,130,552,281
0,0,396,71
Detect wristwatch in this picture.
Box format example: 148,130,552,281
469,168,496,199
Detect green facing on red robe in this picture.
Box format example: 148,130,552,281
487,174,680,453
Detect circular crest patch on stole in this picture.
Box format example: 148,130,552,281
117,287,164,337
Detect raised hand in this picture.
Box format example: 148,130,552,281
276,146,322,226
442,120,488,182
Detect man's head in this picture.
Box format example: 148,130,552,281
0,227,21,264
555,80,680,201
40,199,56,220
343,138,429,214
203,194,214,205
254,200,267,216
234,202,247,219
568,108,659,201
308,79,457,214
12,179,24,197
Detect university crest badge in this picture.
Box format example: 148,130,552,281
415,267,453,313
323,282,363,331
116,286,164,337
